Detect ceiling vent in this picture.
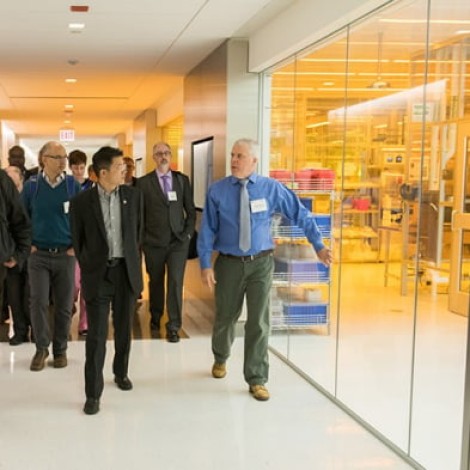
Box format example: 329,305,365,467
70,5,89,12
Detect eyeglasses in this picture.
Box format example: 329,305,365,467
45,154,67,160
154,151,171,158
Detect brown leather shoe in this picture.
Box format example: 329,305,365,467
249,384,270,401
211,362,227,379
53,353,67,368
30,349,49,371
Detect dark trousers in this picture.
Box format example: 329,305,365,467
143,239,189,332
28,251,75,354
84,262,135,399
0,267,7,322
6,263,30,337
212,253,274,386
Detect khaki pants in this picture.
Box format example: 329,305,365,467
212,253,274,385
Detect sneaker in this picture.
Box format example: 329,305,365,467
211,362,227,379
249,384,270,401
30,349,49,371
53,353,67,368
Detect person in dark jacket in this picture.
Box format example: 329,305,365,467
0,169,31,330
70,146,143,415
136,142,196,342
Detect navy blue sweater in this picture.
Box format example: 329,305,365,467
22,173,80,249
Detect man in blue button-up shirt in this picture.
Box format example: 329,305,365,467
198,138,332,401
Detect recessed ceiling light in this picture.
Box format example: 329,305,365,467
69,23,85,32
65,78,77,84
64,120,72,124
64,104,74,109
322,81,335,86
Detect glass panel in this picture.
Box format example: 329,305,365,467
266,0,470,467
466,136,470,214
460,230,470,293
410,0,470,468
460,138,470,293
268,59,296,359
285,34,347,394
332,0,432,451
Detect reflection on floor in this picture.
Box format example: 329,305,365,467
269,262,466,470
0,261,418,469
0,337,414,470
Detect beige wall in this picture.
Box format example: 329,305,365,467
184,40,228,182
132,109,159,173
183,38,259,183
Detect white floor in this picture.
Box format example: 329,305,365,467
0,337,415,470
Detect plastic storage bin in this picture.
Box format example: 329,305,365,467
274,257,329,282
282,302,327,324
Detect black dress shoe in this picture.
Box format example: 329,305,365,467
83,398,100,415
150,320,160,331
114,376,133,391
167,330,180,343
9,334,29,346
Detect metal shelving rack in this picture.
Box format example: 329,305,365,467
271,185,333,333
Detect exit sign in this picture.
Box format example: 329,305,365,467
59,129,75,142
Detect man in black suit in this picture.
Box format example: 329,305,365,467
136,142,196,343
70,146,143,415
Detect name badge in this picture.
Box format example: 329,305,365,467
167,191,177,202
250,198,267,213
63,201,70,214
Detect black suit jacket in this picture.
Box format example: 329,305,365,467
136,170,196,248
69,184,143,301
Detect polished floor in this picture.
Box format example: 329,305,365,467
0,260,415,469
0,337,414,470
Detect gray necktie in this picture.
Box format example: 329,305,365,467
239,179,251,252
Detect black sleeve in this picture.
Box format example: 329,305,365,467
69,192,84,263
0,170,31,266
180,173,196,237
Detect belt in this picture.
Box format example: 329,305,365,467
36,246,70,254
106,258,124,268
219,249,273,262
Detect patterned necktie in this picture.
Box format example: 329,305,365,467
162,174,170,195
239,178,251,252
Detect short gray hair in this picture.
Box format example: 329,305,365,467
233,138,259,158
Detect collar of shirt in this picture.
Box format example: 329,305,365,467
41,170,66,188
155,169,172,179
97,183,119,198
229,172,257,186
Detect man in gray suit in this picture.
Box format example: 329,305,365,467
136,142,196,343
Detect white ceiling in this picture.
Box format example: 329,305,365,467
0,0,293,156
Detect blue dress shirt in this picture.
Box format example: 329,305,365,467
197,173,325,269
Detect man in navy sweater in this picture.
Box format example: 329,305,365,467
22,141,81,371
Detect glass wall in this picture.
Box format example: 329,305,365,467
265,0,470,468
